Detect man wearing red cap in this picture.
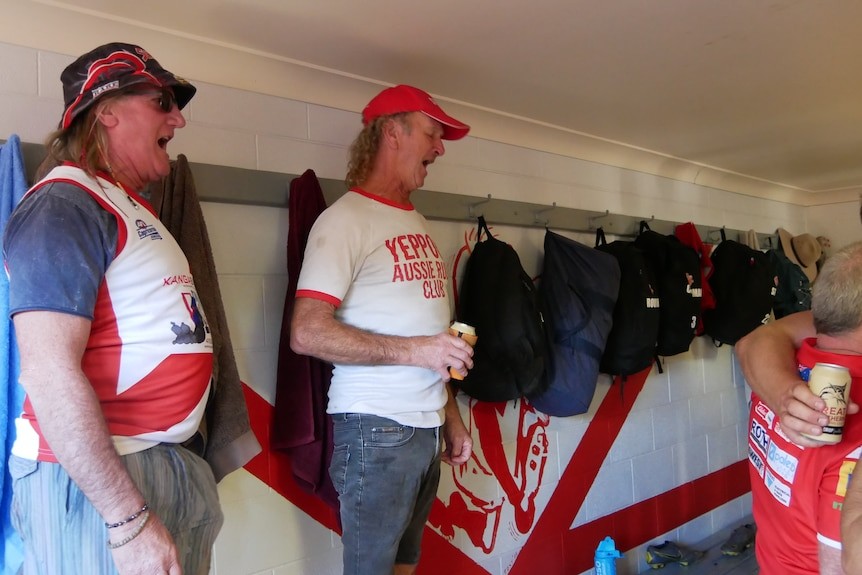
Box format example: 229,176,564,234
291,85,474,575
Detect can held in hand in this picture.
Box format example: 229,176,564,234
448,322,477,381
802,362,852,444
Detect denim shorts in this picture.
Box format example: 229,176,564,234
330,413,441,575
10,444,223,575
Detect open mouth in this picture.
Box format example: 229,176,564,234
157,136,170,150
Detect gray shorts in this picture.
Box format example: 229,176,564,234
10,443,223,575
330,413,441,575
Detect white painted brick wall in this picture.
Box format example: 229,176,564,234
0,40,791,575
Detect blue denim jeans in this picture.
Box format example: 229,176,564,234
330,413,441,575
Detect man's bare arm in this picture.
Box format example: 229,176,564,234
15,311,181,574
736,311,851,445
441,383,472,466
820,540,845,575
843,471,862,575
737,311,814,407
290,297,473,381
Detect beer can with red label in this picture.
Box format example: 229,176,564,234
802,362,852,444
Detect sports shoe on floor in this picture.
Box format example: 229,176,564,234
720,523,756,556
645,540,702,569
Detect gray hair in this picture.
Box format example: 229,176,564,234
812,241,862,335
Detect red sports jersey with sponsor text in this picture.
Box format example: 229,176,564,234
748,338,862,574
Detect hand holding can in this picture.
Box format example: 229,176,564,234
448,321,477,381
802,362,852,444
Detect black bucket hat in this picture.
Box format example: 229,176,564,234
60,42,196,129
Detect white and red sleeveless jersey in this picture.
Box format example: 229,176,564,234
11,166,213,461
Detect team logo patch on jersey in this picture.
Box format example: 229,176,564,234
135,219,162,240
765,468,792,507
750,419,770,455
754,401,774,428
767,441,798,483
172,291,210,345
749,445,765,478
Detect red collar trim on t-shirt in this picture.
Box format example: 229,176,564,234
349,187,415,211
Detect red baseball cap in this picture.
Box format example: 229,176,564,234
362,84,470,140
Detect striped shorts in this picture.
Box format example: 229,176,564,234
9,443,223,575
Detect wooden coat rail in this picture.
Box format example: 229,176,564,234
6,138,778,245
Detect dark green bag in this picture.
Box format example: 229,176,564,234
767,249,812,318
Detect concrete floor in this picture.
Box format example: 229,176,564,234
636,521,758,575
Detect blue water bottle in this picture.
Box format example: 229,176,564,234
594,536,622,575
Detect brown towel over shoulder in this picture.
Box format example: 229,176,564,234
153,154,261,482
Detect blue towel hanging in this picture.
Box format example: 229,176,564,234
0,134,28,575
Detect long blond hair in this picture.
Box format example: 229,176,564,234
345,113,410,188
38,92,124,181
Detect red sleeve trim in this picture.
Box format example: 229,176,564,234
295,289,341,308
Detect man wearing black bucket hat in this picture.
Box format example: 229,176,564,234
291,85,474,575
4,43,221,574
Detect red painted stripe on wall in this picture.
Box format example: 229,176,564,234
507,371,649,574
242,384,341,532
559,461,750,574
241,372,750,575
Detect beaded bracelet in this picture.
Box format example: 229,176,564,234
107,510,150,549
105,503,149,529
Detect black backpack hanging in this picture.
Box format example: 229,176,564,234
527,230,620,417
703,229,777,345
457,216,551,401
633,220,701,356
595,228,660,376
768,248,812,319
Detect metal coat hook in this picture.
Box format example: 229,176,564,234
534,202,557,225
707,226,726,241
467,194,492,218
588,209,611,230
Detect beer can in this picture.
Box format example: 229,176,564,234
801,362,852,444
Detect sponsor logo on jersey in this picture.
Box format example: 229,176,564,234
754,401,774,428
749,445,765,478
750,419,770,455
838,460,858,498
163,274,194,287
135,219,163,241
765,468,792,507
767,441,798,483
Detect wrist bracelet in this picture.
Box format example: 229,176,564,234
105,503,149,529
107,510,150,549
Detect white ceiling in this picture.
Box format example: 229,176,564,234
34,0,862,195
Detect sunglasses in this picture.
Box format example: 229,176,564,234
131,87,177,113
152,88,177,113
